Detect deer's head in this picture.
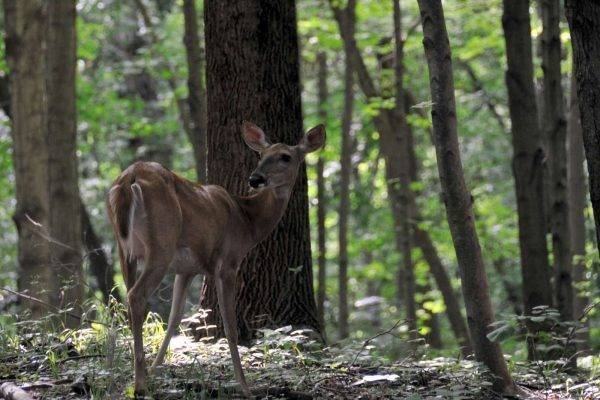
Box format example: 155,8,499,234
242,121,326,190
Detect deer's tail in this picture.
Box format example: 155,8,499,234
107,180,140,291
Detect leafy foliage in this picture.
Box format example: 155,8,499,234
1,302,598,399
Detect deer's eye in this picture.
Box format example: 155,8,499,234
280,154,291,162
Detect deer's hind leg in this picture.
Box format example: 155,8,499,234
128,251,174,396
150,273,193,373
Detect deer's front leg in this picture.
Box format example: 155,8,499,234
128,259,168,396
216,265,250,396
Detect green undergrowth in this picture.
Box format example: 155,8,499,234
0,301,598,399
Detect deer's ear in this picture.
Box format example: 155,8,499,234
297,124,326,154
242,121,270,152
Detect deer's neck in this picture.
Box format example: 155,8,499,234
236,185,292,243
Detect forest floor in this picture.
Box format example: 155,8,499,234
0,312,598,400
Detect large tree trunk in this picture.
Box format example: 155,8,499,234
567,74,590,352
337,0,356,341
392,0,417,341
540,0,572,321
4,0,52,318
316,51,328,334
416,0,514,393
501,1,553,317
565,2,600,252
182,0,207,183
199,0,320,342
46,0,83,326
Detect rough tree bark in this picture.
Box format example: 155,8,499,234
199,0,320,341
567,74,590,352
316,51,328,334
416,0,514,393
182,0,207,183
3,0,52,317
540,0,572,321
46,0,84,326
337,0,356,341
565,1,600,252
501,0,553,318
393,0,417,340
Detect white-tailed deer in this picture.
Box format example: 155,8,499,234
107,122,325,396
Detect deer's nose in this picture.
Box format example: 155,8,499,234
248,173,267,188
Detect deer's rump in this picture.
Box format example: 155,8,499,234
107,162,184,287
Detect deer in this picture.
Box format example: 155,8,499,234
106,121,325,396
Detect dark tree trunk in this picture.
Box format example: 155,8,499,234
393,0,417,341
81,200,120,304
501,1,553,318
4,0,52,318
416,0,514,393
199,0,320,342
337,0,356,341
316,51,328,335
46,0,83,326
182,0,207,183
567,74,590,352
565,1,600,252
540,0,573,321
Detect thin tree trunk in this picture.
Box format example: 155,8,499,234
81,200,120,304
338,0,356,340
456,59,508,133
501,0,553,318
364,252,382,329
330,0,461,348
565,1,600,251
413,227,472,355
540,0,573,321
567,74,590,352
393,0,417,341
4,0,52,318
46,0,83,326
418,278,443,349
416,0,514,393
134,0,194,164
182,0,207,183
199,0,320,342
316,51,328,334
405,93,471,354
